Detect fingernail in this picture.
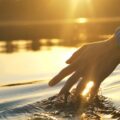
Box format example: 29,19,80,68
48,81,53,86
66,60,71,64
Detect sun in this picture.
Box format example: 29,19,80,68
76,18,88,24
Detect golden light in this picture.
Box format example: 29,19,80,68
76,18,88,24
82,81,94,96
70,0,80,10
75,0,95,24
86,0,95,17
80,113,86,119
79,33,88,41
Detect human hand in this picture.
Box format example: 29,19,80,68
49,36,120,98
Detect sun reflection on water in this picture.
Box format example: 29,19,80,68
82,81,94,96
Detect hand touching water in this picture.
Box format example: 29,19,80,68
49,35,120,98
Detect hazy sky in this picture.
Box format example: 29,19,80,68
0,0,120,21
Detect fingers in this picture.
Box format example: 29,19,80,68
66,45,85,64
66,50,80,64
59,68,82,95
75,77,101,98
90,83,100,98
75,78,87,96
49,63,78,86
49,45,86,87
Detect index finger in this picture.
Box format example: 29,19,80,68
66,45,86,64
49,62,78,86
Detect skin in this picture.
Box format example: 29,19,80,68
49,35,120,98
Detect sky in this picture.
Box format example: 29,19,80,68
0,0,120,21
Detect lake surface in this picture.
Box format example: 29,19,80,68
0,41,120,120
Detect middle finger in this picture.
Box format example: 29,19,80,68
59,67,83,95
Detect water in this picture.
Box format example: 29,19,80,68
0,41,120,120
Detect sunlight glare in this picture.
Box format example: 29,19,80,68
82,81,94,96
76,18,88,24
70,0,79,9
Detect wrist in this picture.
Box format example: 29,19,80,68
115,27,120,47
106,35,120,58
105,28,120,63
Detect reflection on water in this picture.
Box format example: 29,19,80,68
0,45,75,87
28,94,120,120
0,35,110,54
1,80,39,87
0,39,119,120
0,39,83,54
0,39,61,53
1,92,120,120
